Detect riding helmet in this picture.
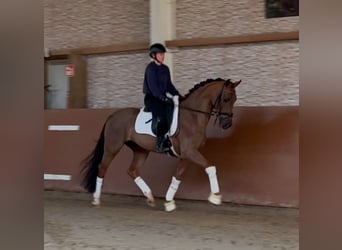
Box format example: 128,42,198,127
149,43,167,58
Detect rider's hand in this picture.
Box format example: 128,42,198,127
163,97,173,105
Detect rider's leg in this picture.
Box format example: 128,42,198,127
153,103,169,152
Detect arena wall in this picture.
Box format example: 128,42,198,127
44,107,298,207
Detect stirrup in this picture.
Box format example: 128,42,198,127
164,135,172,148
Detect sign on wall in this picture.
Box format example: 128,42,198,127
65,64,75,77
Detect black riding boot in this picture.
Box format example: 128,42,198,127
156,136,166,152
157,135,173,153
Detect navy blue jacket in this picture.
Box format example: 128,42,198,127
143,61,180,101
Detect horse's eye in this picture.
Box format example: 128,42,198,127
223,98,230,103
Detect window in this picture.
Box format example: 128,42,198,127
265,0,299,18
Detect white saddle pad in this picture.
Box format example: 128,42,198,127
135,96,179,137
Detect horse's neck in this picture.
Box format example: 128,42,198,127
182,83,220,113
182,92,212,113
181,85,217,129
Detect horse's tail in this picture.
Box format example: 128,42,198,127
81,122,106,193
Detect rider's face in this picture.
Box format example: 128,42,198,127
155,52,165,63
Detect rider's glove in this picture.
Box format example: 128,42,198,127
163,97,173,105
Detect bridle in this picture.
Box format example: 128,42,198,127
178,82,233,124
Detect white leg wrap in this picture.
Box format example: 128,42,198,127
134,176,152,197
205,166,220,194
93,177,103,199
92,177,103,205
166,176,181,201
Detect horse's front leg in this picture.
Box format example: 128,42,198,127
184,149,222,206
205,166,222,205
164,159,187,212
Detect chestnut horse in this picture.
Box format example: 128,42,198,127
82,78,240,212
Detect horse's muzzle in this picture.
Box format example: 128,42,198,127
220,117,232,129
221,122,232,129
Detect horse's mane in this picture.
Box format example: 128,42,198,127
182,78,226,101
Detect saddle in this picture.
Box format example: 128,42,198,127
134,96,179,157
135,96,179,137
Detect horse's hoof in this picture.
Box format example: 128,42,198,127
164,200,176,212
145,192,155,207
146,198,155,207
91,199,101,207
208,193,222,205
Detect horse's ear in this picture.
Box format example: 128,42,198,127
232,80,241,88
224,79,231,86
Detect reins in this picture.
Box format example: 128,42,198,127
176,82,233,122
178,105,231,117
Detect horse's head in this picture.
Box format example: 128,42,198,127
214,79,241,129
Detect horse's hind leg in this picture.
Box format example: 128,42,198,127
91,149,115,206
126,142,154,207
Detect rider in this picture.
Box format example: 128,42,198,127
143,43,181,153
